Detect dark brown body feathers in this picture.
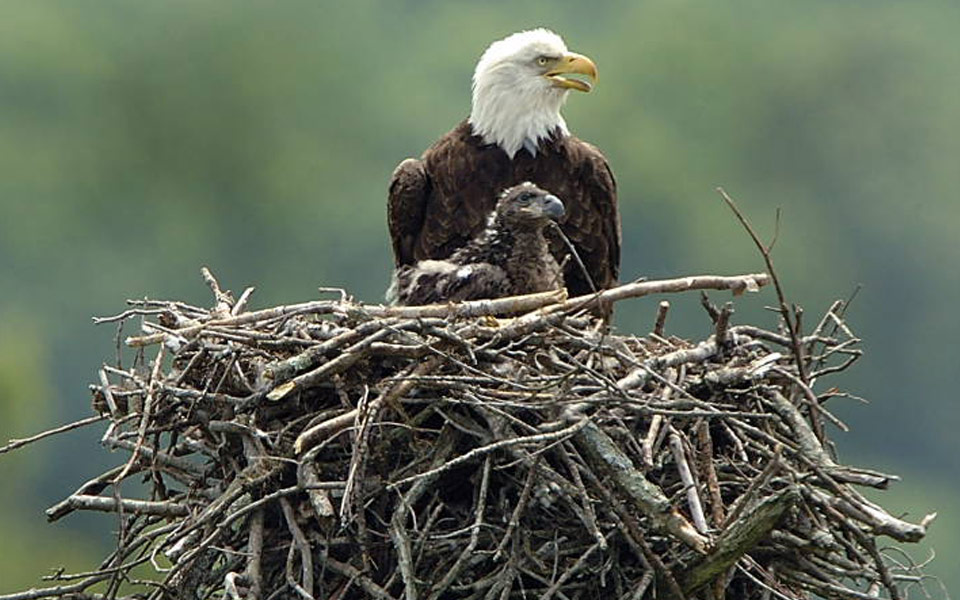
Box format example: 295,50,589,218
389,120,620,296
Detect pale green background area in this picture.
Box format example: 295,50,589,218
0,1,956,595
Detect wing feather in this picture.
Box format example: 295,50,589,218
391,259,509,306
555,137,620,292
387,158,431,266
594,150,621,285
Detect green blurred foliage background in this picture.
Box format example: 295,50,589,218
0,0,956,594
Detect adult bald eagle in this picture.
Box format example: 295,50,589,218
388,183,564,306
388,28,620,297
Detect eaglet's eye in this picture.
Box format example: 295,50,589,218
517,192,535,203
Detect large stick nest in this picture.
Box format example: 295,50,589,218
3,269,937,600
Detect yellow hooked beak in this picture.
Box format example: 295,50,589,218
545,52,598,92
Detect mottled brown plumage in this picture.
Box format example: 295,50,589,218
388,183,564,306
389,121,619,296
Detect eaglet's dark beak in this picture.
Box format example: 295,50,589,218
541,194,565,220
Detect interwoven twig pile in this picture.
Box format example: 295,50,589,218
2,269,937,600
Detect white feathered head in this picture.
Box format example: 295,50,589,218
468,29,598,159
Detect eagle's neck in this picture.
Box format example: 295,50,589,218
468,76,569,159
500,225,562,292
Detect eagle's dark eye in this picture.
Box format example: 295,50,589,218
517,192,535,203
